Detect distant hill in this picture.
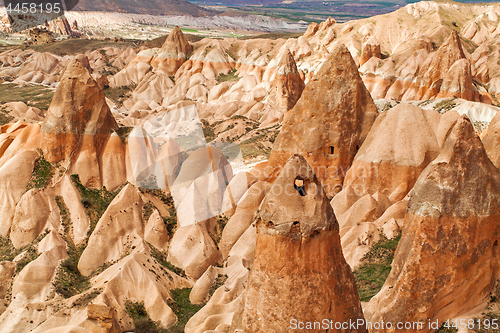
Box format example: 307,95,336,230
72,0,214,16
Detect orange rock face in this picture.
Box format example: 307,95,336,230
482,112,500,168
360,37,381,66
232,155,367,333
40,56,117,165
265,44,378,197
268,50,305,111
151,26,192,76
343,103,458,202
436,58,475,100
365,116,500,332
402,31,468,101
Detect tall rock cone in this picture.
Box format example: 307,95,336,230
436,58,475,100
40,56,117,165
265,44,378,197
268,50,305,111
364,115,500,332
151,26,192,75
360,36,381,66
232,154,367,333
403,30,467,101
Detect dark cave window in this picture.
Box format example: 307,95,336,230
294,178,306,196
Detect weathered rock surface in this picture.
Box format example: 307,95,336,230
78,184,145,276
232,154,367,332
267,50,305,111
265,44,378,196
151,26,192,76
360,36,382,66
365,116,500,331
0,149,38,237
40,56,117,169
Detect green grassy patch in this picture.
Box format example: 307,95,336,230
114,126,134,145
353,234,401,302
239,133,271,160
201,119,216,143
0,83,54,111
0,107,14,126
28,38,138,56
216,68,239,83
0,231,47,275
147,243,185,278
103,84,135,107
208,274,228,299
434,99,457,114
167,288,204,333
70,174,123,239
238,32,303,40
53,196,91,298
126,301,169,333
26,149,54,191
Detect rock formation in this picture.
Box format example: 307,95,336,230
436,58,475,100
231,154,367,332
265,44,378,196
402,31,468,101
482,111,500,168
267,50,305,111
360,36,382,66
40,56,117,187
343,103,457,202
151,26,192,76
365,116,500,331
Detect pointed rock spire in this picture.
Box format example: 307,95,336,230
365,115,500,329
268,50,305,111
403,30,467,100
152,26,192,75
232,154,367,332
265,43,378,196
40,56,117,164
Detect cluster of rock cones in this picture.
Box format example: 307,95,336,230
2,1,500,332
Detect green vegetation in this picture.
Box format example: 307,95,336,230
238,32,303,40
208,274,228,299
0,107,14,126
126,301,169,333
437,326,458,333
53,196,91,298
70,174,123,237
433,99,457,113
147,242,186,277
180,28,199,33
140,189,178,235
216,69,240,83
0,231,47,275
103,84,135,107
114,126,134,144
26,149,54,191
473,313,500,333
14,241,42,274
167,288,204,333
239,133,271,160
353,234,401,302
201,119,216,142
0,83,54,111
28,38,139,56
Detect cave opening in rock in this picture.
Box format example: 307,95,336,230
294,178,306,196
329,146,335,154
